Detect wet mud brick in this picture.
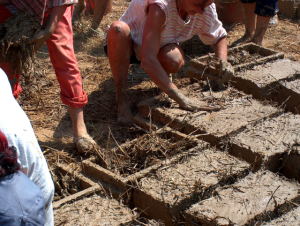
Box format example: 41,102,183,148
133,146,250,225
54,193,136,225
229,113,300,173
187,43,284,82
138,86,279,146
232,59,300,113
185,170,300,226
263,206,300,226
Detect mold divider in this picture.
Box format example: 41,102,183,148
52,164,98,209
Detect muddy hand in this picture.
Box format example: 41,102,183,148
181,98,220,111
28,29,52,52
167,88,220,111
218,60,234,83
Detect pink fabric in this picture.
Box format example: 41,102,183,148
0,4,88,108
46,6,88,108
119,0,227,60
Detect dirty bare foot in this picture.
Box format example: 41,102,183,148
167,88,220,111
74,134,98,154
250,37,263,46
231,33,253,47
117,102,134,126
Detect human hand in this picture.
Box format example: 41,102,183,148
217,60,234,83
179,97,220,111
167,88,220,112
28,29,52,52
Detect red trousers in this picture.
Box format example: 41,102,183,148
0,4,88,108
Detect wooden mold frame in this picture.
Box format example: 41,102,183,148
187,43,284,81
80,118,204,201
52,164,99,209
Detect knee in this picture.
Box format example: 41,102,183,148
107,21,130,40
158,45,185,73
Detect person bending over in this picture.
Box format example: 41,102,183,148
105,0,234,125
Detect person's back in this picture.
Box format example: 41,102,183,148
0,131,46,226
0,68,54,225
0,172,45,226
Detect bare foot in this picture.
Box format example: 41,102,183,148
231,33,253,47
250,37,263,46
74,134,98,154
117,102,134,126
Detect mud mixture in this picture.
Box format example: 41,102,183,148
99,133,196,177
0,10,41,78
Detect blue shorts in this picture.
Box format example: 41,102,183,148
240,0,278,17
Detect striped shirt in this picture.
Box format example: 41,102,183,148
119,0,227,60
0,0,77,24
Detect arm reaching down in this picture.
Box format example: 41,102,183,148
28,5,68,51
141,4,220,111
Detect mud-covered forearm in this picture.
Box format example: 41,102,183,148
166,87,220,111
45,5,68,35
166,87,189,107
213,36,227,61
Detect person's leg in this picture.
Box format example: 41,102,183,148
90,0,111,30
157,43,185,74
232,0,256,46
46,6,96,152
241,2,256,41
251,0,278,45
106,21,133,125
251,15,270,45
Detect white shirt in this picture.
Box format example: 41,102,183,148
120,0,227,60
0,69,54,226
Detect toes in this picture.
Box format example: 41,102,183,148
74,134,97,154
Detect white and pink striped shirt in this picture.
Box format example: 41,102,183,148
119,0,227,60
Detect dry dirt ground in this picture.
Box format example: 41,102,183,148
15,1,300,225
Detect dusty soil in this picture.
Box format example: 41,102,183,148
12,1,300,224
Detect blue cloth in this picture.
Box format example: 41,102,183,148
0,172,45,226
240,0,278,17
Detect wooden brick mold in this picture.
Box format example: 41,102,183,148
80,126,201,202
52,164,98,209
133,146,250,225
185,170,300,226
138,85,280,147
232,59,300,113
187,43,284,81
229,113,300,174
263,206,300,225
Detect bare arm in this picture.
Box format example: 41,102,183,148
141,4,177,93
212,36,227,61
29,5,68,51
141,5,220,111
